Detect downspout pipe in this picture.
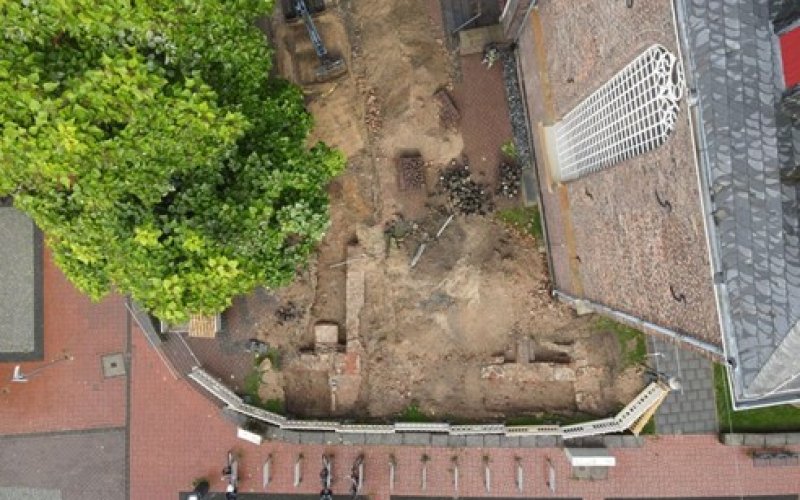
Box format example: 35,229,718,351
514,0,539,42
553,289,725,358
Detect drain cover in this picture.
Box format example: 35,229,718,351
101,353,126,378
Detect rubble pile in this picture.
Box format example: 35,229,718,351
275,301,303,325
396,156,426,191
438,161,494,215
497,161,522,198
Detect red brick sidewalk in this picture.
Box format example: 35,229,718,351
0,251,127,435
129,322,800,500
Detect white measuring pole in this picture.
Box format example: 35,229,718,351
389,456,396,491
484,459,491,492
263,455,272,490
294,454,303,487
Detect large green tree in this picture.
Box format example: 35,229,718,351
0,0,344,321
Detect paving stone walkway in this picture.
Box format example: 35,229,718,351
648,337,718,435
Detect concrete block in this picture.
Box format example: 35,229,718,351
536,435,558,448
365,433,386,445
300,431,326,444
500,436,521,448
483,435,501,448
381,433,403,446
465,435,485,447
743,434,767,447
785,433,800,445
765,434,788,447
603,435,624,448
283,430,301,444
621,435,642,448
402,432,431,446
341,433,366,445
519,436,537,447
323,431,341,445
431,434,449,447
448,435,467,448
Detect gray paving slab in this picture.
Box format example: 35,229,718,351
0,207,42,360
0,429,125,500
649,337,719,434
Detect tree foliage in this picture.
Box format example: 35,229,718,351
0,0,344,321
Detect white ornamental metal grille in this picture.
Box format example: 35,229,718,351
554,44,685,182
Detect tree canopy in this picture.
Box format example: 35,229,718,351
0,0,344,322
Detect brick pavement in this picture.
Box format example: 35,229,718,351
452,53,515,187
649,337,718,435
130,322,800,500
0,250,127,435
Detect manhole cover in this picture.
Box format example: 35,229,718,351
101,353,126,378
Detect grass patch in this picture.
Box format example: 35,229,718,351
496,205,543,241
266,348,282,370
594,317,647,368
714,364,800,432
241,368,286,415
398,403,432,422
263,398,286,414
639,417,657,435
506,412,596,427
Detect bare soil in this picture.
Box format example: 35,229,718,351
237,0,645,421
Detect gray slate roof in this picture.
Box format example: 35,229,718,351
676,0,800,407
0,207,43,361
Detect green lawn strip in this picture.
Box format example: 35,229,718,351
593,317,647,368
505,412,596,427
397,403,433,422
713,364,800,433
496,205,544,241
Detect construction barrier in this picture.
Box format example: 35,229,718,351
189,367,670,441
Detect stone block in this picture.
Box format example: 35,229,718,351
323,431,341,445
483,435,501,448
402,432,431,446
500,436,521,448
536,435,558,448
447,435,467,448
621,435,643,448
518,436,537,447
300,431,325,444
785,433,800,445
381,433,403,446
765,434,787,447
743,434,766,447
603,435,624,448
431,434,449,447
282,430,301,444
341,433,366,445
465,435,485,447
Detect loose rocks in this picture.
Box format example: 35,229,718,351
438,161,494,215
497,162,522,198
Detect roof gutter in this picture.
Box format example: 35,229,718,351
553,290,725,359
670,0,743,406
